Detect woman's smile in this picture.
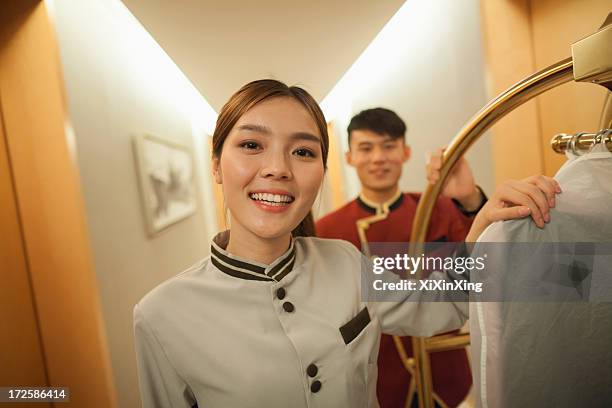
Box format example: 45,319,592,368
248,189,296,213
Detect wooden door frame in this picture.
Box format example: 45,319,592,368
0,1,117,406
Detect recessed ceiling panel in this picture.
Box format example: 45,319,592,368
122,0,404,111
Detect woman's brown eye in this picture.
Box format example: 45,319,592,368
240,141,260,150
294,148,315,158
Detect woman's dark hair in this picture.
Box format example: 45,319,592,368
347,107,406,146
212,79,328,237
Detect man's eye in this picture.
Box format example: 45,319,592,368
239,141,261,150
293,148,316,158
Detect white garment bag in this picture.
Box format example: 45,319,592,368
470,146,612,408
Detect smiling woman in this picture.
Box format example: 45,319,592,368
210,83,328,264
213,81,329,243
132,79,558,408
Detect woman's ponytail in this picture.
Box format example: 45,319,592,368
292,211,316,237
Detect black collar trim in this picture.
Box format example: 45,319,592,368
210,231,296,282
357,192,404,214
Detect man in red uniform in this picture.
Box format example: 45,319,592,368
316,108,486,408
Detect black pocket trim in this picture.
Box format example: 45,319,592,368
339,306,371,345
433,235,448,243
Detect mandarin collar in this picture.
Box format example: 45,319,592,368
356,189,404,214
210,231,296,282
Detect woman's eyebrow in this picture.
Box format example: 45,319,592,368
236,124,271,134
291,132,321,143
237,124,320,143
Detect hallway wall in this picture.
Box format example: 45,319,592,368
50,1,217,406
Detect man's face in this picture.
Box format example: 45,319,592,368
346,129,410,192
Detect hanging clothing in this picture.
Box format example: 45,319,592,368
316,191,479,408
134,231,469,408
471,147,612,408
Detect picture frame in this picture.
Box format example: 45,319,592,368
133,133,197,236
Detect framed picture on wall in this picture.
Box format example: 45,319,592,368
133,134,197,236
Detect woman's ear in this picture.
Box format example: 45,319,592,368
212,156,222,184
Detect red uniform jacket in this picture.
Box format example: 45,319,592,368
316,192,473,408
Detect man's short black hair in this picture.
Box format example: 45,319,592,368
347,108,406,145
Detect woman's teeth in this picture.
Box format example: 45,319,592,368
249,193,294,205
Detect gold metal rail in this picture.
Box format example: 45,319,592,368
408,56,574,408
551,129,612,155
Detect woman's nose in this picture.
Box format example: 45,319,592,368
260,153,292,180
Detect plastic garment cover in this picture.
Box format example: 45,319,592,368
470,146,612,408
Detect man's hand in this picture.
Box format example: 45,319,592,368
426,148,482,211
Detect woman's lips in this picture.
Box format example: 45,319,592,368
248,192,294,213
250,198,292,213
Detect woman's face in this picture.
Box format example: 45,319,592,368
213,97,325,240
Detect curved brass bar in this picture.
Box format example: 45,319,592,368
409,57,574,408
410,56,573,249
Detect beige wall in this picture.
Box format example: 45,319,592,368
480,0,610,183
50,1,217,407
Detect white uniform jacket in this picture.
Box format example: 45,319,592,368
134,232,468,408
